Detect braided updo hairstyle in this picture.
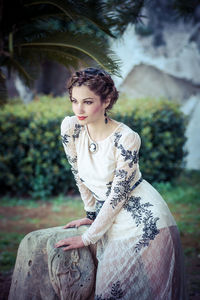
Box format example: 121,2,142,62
67,68,119,110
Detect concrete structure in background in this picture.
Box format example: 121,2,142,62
120,63,200,103
111,24,200,170
181,96,200,170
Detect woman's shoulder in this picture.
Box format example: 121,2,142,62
114,122,141,146
61,115,81,135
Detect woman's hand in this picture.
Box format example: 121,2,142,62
55,236,85,251
63,218,93,229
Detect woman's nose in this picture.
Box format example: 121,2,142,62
77,103,84,114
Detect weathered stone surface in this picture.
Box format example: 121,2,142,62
8,226,96,300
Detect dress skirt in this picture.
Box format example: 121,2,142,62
94,180,186,300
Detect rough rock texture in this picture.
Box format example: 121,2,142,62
119,63,200,102
8,226,96,300
110,23,200,170
181,96,200,170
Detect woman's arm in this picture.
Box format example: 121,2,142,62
61,116,96,220
81,131,142,245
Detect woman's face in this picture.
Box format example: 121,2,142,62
71,85,109,125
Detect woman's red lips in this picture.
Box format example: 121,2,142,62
78,116,87,120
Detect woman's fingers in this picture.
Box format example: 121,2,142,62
55,238,69,248
62,218,93,229
63,221,78,229
54,236,84,251
62,245,74,251
63,223,74,229
63,220,83,229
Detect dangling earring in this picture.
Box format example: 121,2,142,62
104,110,108,124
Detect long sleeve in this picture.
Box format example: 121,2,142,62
61,116,96,218
82,130,142,245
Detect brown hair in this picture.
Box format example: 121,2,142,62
67,68,119,110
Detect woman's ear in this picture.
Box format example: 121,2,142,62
104,97,111,109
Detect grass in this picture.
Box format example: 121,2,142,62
153,170,200,239
0,170,199,272
0,195,84,271
0,197,40,208
0,233,25,271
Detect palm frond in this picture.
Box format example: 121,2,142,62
24,0,74,20
0,72,8,105
9,57,35,86
19,32,121,76
24,0,115,37
21,47,89,70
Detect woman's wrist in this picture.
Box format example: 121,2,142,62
81,232,91,246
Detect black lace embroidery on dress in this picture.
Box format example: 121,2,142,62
106,181,113,197
123,196,160,252
61,134,70,146
114,132,122,147
86,211,96,220
72,124,82,141
66,154,77,165
115,169,127,179
95,200,104,216
65,153,78,176
61,131,78,171
71,167,78,177
95,281,123,300
114,132,139,167
110,170,136,208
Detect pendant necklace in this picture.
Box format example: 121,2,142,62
85,125,98,154
89,141,98,153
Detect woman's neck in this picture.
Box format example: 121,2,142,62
87,118,118,142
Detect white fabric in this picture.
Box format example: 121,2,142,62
61,116,186,300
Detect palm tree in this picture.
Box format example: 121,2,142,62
0,0,125,103
2,0,195,104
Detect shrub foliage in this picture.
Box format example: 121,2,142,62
0,96,187,198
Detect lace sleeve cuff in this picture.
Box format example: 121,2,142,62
86,211,96,221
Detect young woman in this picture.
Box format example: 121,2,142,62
55,68,186,299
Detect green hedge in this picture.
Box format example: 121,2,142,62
0,96,187,199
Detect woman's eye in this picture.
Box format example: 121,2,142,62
71,99,77,103
85,101,93,105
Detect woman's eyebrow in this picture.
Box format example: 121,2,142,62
71,97,94,101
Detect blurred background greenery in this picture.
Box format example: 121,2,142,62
0,95,187,198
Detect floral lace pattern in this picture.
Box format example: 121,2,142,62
114,132,139,167
106,181,113,197
61,133,70,146
86,211,96,221
95,281,124,300
96,200,104,216
110,170,136,208
123,195,160,252
72,124,82,141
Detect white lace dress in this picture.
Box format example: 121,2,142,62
61,116,186,300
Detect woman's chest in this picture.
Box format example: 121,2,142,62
76,135,116,184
